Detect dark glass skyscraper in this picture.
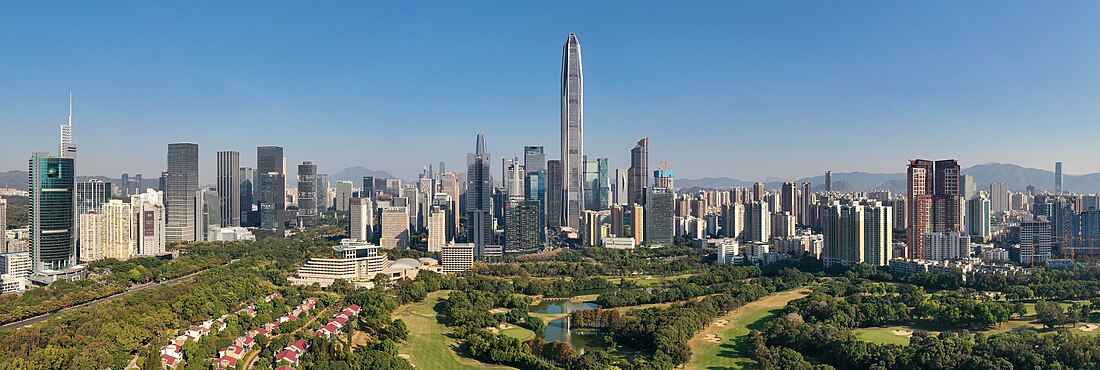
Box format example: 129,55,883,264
256,146,285,235
297,161,318,227
216,151,241,227
524,146,546,240
29,152,76,271
547,159,563,229
561,32,585,229
239,167,254,227
166,143,198,242
466,133,493,256
628,138,649,206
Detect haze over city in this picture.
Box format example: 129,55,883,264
2,1,1097,182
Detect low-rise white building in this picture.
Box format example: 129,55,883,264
289,239,386,287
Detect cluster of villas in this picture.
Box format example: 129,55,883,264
212,295,321,369
312,304,361,339
159,316,230,368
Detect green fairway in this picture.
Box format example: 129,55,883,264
852,327,914,345
685,289,809,370
500,326,536,341
394,291,516,370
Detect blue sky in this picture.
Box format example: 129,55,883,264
1,1,1097,183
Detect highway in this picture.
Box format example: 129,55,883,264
0,270,206,331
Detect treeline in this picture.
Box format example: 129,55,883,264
755,313,1100,370
0,267,271,369
605,268,814,369
570,309,619,329
438,288,559,370
596,265,801,308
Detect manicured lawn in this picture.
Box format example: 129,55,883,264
852,326,915,345
685,289,810,370
500,327,536,341
394,291,516,370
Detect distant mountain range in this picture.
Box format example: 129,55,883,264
677,163,1100,194
0,163,1093,194
328,166,395,183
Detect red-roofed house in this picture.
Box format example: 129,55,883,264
161,354,179,368
332,316,348,327
275,349,300,366
212,355,238,369
287,339,308,353
346,304,361,315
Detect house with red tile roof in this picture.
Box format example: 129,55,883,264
275,349,300,366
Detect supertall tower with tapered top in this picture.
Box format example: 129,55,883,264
561,32,584,229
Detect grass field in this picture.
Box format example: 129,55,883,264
500,327,536,341
684,289,810,370
852,327,914,345
394,291,516,370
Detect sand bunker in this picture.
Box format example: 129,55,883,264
703,333,723,343
499,323,515,329
489,308,509,314
398,354,412,359
1080,324,1099,332
713,319,729,327
891,329,914,337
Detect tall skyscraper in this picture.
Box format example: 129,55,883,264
628,138,649,206
76,180,112,218
643,188,674,246
316,173,330,212
257,146,285,236
427,205,448,252
780,182,798,219
504,157,525,201
216,151,241,227
989,183,1010,213
133,189,166,256
29,152,76,271
1055,161,1063,194
906,159,961,259
59,92,77,160
825,171,833,192
165,143,198,242
967,195,991,242
467,133,493,256
546,160,564,229
613,169,628,206
380,206,410,249
561,32,585,230
746,201,771,243
349,197,373,242
297,162,318,228
959,174,977,200
194,188,220,241
504,200,541,253
239,167,255,226
583,156,609,211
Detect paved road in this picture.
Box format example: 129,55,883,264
0,270,206,331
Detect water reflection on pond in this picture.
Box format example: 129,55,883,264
532,299,606,354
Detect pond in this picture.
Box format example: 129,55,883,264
531,299,607,355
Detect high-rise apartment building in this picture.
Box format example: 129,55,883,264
960,175,977,200
822,201,892,267
746,201,771,243
133,189,166,256
505,200,542,252
380,206,409,249
216,151,241,227
441,243,474,273
922,231,970,261
780,182,798,220
427,205,448,252
297,162,318,227
29,152,76,271
76,180,112,219
80,200,134,261
165,143,198,242
1019,220,1053,264
627,138,648,206
722,203,745,240
561,32,585,230
906,159,961,259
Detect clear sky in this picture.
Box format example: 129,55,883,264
2,1,1097,183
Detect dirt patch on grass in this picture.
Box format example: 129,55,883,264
891,329,914,337
1080,324,1099,332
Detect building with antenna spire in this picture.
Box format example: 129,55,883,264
60,92,76,159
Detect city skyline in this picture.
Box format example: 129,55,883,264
2,2,1098,183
